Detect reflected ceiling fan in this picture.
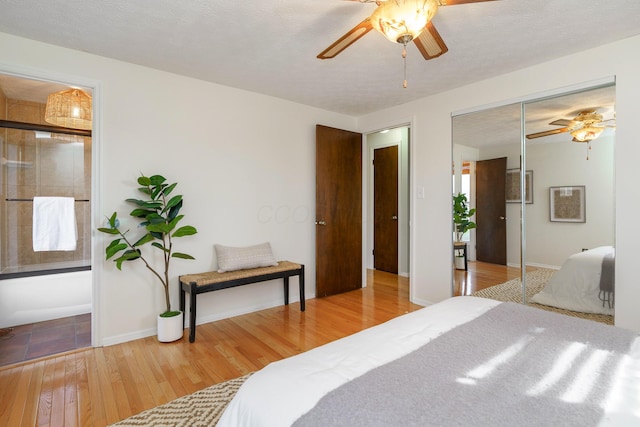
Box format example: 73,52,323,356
317,0,497,63
526,109,616,159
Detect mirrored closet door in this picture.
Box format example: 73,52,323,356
452,83,615,323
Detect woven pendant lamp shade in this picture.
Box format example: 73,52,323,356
44,89,92,130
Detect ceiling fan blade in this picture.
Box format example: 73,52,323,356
549,119,572,126
439,0,498,5
317,18,374,59
414,22,448,60
526,127,570,140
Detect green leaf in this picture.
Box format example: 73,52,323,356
167,214,184,231
172,252,195,260
133,233,155,247
150,184,164,200
141,200,162,210
129,208,157,218
173,225,197,237
145,213,166,224
106,242,128,259
108,212,118,227
125,198,146,206
149,175,166,186
137,176,151,186
163,182,177,197
138,187,152,196
164,195,183,212
115,250,141,269
151,242,169,252
147,223,171,234
97,227,120,235
167,200,183,221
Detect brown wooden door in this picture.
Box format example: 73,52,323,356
316,125,363,297
374,145,398,273
475,157,507,265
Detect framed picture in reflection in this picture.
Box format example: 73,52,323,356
506,169,533,204
549,185,585,222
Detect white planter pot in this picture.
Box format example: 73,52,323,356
157,311,184,342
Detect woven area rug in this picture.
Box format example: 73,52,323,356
472,268,614,325
110,373,251,426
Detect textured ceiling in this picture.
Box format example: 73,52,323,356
453,84,616,148
0,0,638,117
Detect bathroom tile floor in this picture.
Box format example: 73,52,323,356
0,313,91,367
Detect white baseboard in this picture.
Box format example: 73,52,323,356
101,296,312,347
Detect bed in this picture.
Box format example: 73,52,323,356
531,246,615,315
217,296,639,426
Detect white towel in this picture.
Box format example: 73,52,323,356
32,197,78,251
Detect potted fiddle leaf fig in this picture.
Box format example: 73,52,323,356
453,192,475,270
453,192,476,243
98,174,197,342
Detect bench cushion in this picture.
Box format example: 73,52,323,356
215,242,278,272
181,261,302,287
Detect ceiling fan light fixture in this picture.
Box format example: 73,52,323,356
45,88,93,130
370,0,439,44
570,125,604,143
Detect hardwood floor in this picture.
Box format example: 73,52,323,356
0,269,421,426
454,260,535,296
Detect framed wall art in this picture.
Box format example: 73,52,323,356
506,169,533,203
549,186,585,222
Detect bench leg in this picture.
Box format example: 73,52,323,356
299,265,305,311
283,276,290,305
179,281,185,324
189,282,197,343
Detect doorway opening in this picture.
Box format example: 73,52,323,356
366,126,410,278
0,72,95,366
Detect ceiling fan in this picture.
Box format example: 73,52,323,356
526,109,615,159
317,0,497,62
525,110,615,142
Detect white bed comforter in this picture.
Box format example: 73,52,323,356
218,295,640,426
217,297,499,427
531,246,614,315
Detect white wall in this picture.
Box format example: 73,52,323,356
0,32,356,345
359,35,640,331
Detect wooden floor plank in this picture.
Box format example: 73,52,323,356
6,363,32,426
0,365,22,420
63,354,79,427
36,358,57,426
22,361,45,426
75,352,94,427
93,348,120,424
49,356,67,427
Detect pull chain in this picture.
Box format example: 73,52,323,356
402,43,408,88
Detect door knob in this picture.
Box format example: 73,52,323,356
316,220,327,226
392,215,398,220
499,216,505,220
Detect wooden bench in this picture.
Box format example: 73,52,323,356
179,261,305,342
